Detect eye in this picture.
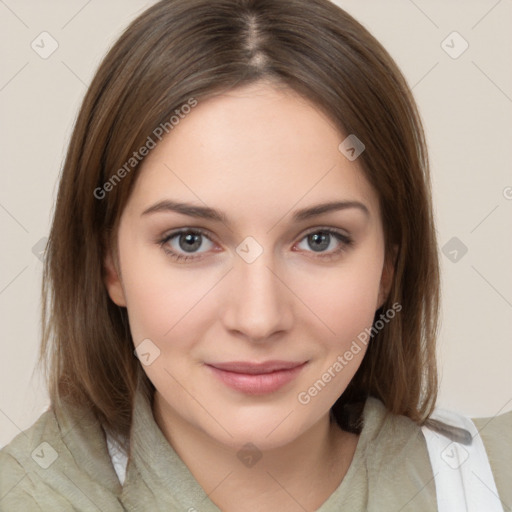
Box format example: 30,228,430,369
158,227,353,263
294,228,353,259
159,229,215,262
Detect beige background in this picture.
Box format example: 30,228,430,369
1,0,511,448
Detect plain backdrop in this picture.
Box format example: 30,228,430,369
1,0,511,448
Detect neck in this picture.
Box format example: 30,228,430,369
153,392,360,512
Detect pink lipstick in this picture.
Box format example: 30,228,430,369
205,360,307,395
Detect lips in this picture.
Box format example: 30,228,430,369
208,360,305,374
205,360,307,395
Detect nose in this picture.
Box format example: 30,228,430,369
220,249,294,343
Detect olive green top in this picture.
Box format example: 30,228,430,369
1,387,510,511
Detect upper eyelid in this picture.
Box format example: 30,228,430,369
300,226,350,238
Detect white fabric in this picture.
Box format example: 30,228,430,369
106,431,128,486
421,408,504,512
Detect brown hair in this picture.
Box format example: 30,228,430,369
40,0,440,445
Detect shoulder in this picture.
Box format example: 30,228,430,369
359,399,511,510
473,408,512,444
0,404,123,511
0,409,60,510
472,409,512,509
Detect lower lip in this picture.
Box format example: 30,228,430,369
206,363,307,395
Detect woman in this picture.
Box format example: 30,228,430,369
1,0,510,510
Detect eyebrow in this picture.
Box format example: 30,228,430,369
141,199,369,224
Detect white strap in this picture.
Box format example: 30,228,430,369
421,408,504,512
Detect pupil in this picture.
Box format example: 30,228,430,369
180,233,201,252
309,232,329,252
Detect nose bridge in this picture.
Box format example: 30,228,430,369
222,239,292,340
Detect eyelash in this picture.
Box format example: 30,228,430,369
158,227,353,263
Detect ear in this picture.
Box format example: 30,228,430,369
103,248,127,307
377,244,398,309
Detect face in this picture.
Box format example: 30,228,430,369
104,81,394,450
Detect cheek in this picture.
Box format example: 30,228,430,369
294,254,384,341
291,269,381,423
118,234,209,345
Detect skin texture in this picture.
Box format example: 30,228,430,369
104,81,394,511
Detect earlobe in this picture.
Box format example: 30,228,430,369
103,249,127,307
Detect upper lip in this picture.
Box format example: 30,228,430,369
206,360,307,374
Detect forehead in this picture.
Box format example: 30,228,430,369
126,82,379,222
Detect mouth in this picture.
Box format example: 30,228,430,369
205,360,308,395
